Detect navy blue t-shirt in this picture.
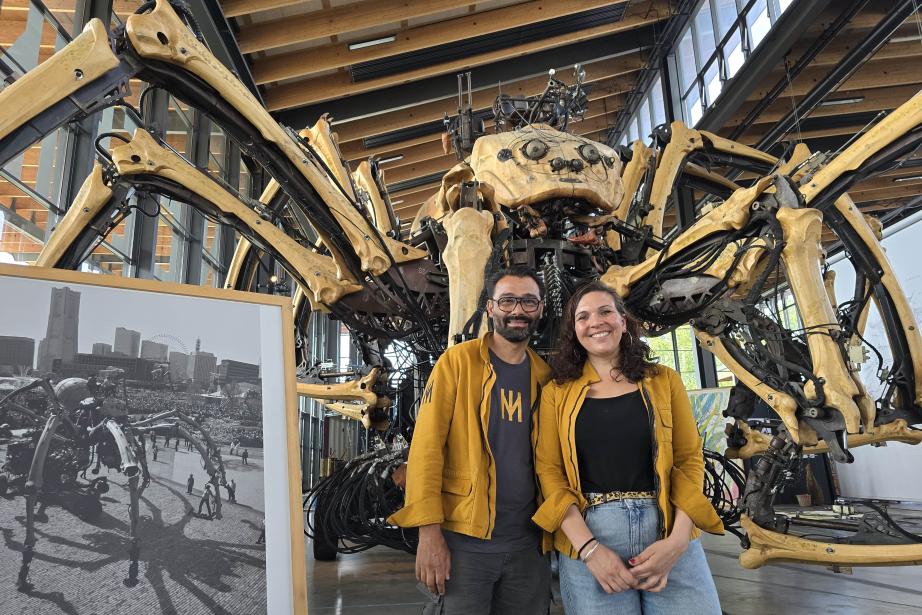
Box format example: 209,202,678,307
445,350,540,552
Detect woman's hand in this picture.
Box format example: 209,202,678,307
627,534,688,592
585,543,638,594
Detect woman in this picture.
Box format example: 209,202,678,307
532,281,723,614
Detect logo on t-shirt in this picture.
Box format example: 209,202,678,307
499,388,523,423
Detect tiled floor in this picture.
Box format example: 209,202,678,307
306,532,922,614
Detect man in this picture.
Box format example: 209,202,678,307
389,266,552,615
241,449,249,465
198,482,216,519
186,473,195,495
227,478,237,503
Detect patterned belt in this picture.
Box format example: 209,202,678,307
585,490,656,508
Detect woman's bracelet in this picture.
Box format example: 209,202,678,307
576,537,597,558
582,542,601,563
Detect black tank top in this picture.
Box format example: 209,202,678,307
574,390,656,493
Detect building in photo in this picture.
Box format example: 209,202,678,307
187,339,217,389
0,335,35,375
218,359,260,384
36,286,80,372
140,339,169,362
113,326,141,358
92,342,112,356
169,350,189,383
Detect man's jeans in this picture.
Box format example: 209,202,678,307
421,546,551,615
558,497,721,615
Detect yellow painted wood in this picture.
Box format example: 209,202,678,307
0,19,118,141
111,129,361,308
740,515,922,568
35,164,112,267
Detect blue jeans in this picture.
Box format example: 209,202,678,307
558,498,720,615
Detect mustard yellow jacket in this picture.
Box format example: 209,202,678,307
532,361,724,558
388,333,552,538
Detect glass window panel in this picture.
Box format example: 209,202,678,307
646,335,677,371
204,219,220,258
714,355,737,387
677,28,697,92
239,156,252,198
638,98,652,143
154,220,186,282
694,3,717,66
200,261,218,288
628,117,640,143
714,0,739,34
724,28,745,78
778,0,794,13
650,76,666,128
684,90,703,126
747,0,771,50
84,242,127,276
208,124,227,179
704,61,721,107
166,96,194,161
0,211,43,265
0,4,70,80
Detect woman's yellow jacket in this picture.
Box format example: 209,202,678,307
532,361,724,558
388,333,552,538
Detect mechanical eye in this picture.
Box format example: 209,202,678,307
523,139,549,160
578,143,601,164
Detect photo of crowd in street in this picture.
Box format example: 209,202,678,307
0,271,282,614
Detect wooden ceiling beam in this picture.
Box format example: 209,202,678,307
252,0,629,86
848,184,922,204
237,0,480,54
334,60,642,146
376,93,624,173
220,0,304,19
783,30,922,70
745,56,922,102
725,82,922,130
265,12,657,111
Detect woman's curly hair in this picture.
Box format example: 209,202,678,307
550,280,658,384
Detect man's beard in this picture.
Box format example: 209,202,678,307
492,313,539,342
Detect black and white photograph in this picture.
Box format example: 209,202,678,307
0,265,303,614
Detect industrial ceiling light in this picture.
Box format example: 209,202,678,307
890,34,921,43
390,199,404,206
892,175,922,183
818,96,865,107
348,35,396,51
378,154,404,164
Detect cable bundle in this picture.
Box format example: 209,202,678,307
304,446,417,554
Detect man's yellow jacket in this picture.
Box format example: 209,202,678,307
532,361,724,558
388,333,552,539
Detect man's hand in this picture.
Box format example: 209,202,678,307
585,543,637,594
416,524,451,595
628,534,688,592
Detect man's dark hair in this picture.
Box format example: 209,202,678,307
484,265,545,299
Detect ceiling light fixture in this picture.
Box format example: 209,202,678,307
390,199,404,206
818,96,865,107
378,154,404,164
893,175,922,183
890,34,921,43
348,35,396,51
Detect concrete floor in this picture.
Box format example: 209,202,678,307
306,533,922,614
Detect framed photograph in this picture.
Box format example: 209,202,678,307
0,263,306,614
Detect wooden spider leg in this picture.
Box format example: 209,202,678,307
443,207,495,344
124,473,142,587
18,413,65,592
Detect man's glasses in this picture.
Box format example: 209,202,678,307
491,296,542,313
